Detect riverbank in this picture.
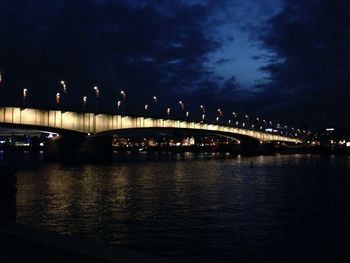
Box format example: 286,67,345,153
1,144,350,159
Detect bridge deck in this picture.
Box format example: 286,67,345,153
0,107,301,143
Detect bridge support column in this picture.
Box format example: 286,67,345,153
44,134,112,162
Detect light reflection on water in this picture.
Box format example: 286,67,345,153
12,153,350,262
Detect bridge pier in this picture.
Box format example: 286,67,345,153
44,134,112,162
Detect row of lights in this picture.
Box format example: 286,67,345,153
19,80,300,135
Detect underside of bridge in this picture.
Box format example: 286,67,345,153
0,122,302,162
42,127,254,162
44,134,112,162
98,127,257,142
101,127,267,149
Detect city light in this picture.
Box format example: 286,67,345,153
117,100,121,109
167,108,171,115
200,105,205,113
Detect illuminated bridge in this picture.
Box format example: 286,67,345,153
0,106,301,143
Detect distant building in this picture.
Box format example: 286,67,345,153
314,128,350,147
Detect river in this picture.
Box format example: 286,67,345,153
4,151,350,262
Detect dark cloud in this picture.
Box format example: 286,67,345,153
0,0,222,113
223,76,238,91
257,0,350,128
214,58,233,65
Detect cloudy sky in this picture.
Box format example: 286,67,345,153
0,0,349,129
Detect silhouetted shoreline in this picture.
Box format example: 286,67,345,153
1,145,350,156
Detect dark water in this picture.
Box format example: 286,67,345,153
8,152,350,262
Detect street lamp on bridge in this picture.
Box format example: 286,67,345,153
179,100,184,110
60,80,67,93
94,86,99,111
56,93,61,104
151,96,157,113
120,90,126,100
83,96,87,111
23,88,28,106
94,86,99,97
217,109,223,117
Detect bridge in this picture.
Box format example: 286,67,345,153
0,106,301,143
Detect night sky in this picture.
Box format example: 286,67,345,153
0,0,349,130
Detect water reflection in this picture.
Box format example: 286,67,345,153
14,154,350,262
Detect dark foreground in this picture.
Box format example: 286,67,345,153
0,223,168,263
